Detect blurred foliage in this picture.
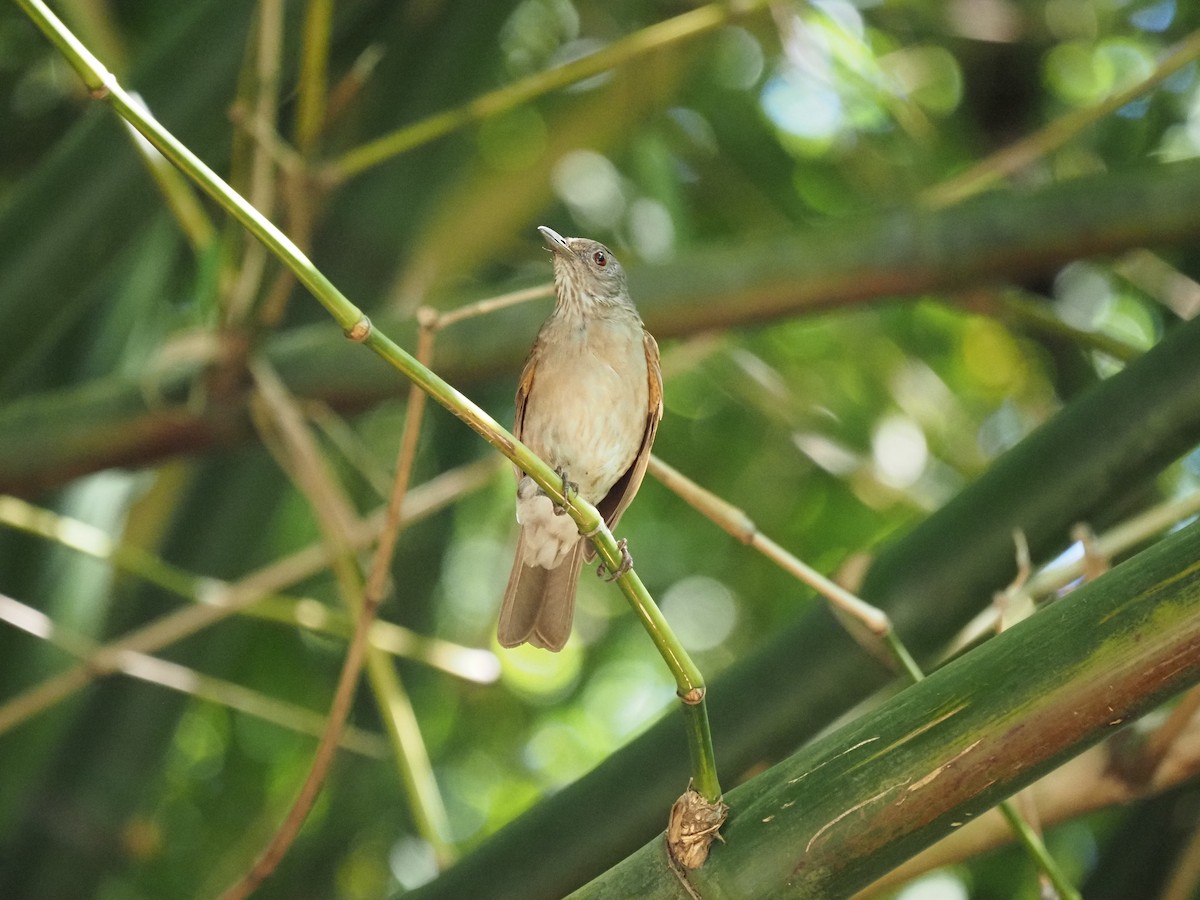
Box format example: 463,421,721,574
2,0,1200,898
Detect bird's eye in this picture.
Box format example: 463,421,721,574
592,250,607,267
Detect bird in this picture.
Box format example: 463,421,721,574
497,225,663,651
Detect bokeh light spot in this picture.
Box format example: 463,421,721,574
497,638,582,703
552,149,626,229
389,835,439,891
761,68,844,151
660,575,738,651
712,26,764,90
626,197,675,263
961,318,1024,393
872,414,928,490
895,869,970,900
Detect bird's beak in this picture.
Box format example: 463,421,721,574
538,225,571,255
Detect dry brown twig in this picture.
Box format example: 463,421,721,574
221,344,454,895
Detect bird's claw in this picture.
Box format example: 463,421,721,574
552,467,578,516
597,538,633,582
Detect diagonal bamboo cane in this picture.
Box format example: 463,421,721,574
14,0,723,808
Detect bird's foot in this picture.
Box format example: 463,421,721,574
552,467,578,516
597,538,633,582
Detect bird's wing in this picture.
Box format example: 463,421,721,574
511,340,540,481
595,329,663,531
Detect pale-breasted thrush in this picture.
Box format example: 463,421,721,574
497,226,663,651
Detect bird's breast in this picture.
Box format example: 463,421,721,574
520,316,650,501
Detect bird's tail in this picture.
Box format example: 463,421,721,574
497,535,585,652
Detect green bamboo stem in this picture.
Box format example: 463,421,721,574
15,0,722,802
681,700,721,803
647,454,929,687
574,519,1200,897
897,655,1080,899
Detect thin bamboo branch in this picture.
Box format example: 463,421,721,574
224,0,285,326
0,489,499,681
431,284,554,330
647,455,912,677
328,1,768,181
295,0,333,154
0,593,388,758
229,358,452,891
946,490,1200,655
922,29,1200,208
0,460,496,736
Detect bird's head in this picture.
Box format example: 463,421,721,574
538,225,632,311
